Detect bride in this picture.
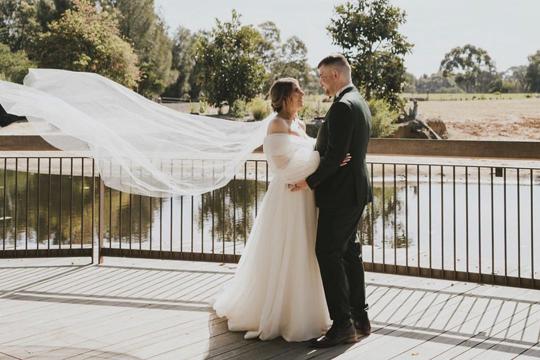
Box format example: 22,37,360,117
213,78,349,342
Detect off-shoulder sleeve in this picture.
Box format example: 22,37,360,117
264,135,320,183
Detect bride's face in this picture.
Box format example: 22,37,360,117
285,82,305,113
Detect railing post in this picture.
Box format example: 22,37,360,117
98,178,105,264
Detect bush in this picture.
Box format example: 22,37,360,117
368,99,399,138
199,100,208,114
229,99,248,118
0,43,34,83
298,104,317,121
298,100,328,122
248,97,271,120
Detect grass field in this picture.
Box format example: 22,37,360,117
162,93,540,141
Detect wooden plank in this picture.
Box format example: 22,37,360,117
2,261,540,360
419,287,540,358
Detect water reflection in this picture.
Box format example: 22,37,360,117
0,168,95,249
359,185,412,249
1,166,539,279
199,179,262,243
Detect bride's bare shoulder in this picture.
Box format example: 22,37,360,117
267,117,289,135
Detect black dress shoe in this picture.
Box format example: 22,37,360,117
353,314,371,336
310,322,358,348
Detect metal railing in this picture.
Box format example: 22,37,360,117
1,154,538,289
361,162,539,289
98,160,268,263
0,156,96,259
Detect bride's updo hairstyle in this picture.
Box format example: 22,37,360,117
269,77,298,112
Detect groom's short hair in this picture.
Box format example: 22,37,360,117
318,54,351,74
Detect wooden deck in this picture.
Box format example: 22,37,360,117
0,257,539,360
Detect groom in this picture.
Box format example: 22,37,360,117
292,54,373,347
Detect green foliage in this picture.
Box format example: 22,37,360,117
0,42,34,83
0,0,41,52
503,66,528,93
228,99,248,118
368,99,398,138
164,27,205,100
34,0,139,88
1,0,174,97
189,102,197,114
327,0,413,108
196,10,266,110
257,22,311,93
0,0,77,54
257,21,280,71
403,72,416,93
298,104,316,122
416,72,464,93
112,0,174,98
302,67,324,95
526,50,540,92
440,44,499,93
298,97,328,121
198,100,208,114
248,97,270,120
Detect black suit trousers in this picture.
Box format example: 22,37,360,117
316,204,368,325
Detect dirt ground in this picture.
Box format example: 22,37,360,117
416,98,540,141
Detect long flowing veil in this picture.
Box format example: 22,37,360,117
0,69,272,197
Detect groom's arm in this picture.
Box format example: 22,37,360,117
306,102,353,189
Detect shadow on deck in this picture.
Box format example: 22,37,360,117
0,257,538,359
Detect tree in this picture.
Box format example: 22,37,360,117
35,0,139,88
440,44,498,93
327,0,413,107
416,72,463,93
0,0,76,53
0,0,41,52
503,66,528,93
257,21,280,71
403,72,416,93
111,0,174,97
263,36,310,93
196,10,266,111
0,42,34,83
255,22,311,93
163,26,204,99
302,67,324,95
526,50,540,93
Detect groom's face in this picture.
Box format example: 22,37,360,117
318,65,337,96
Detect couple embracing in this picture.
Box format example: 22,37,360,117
213,54,373,348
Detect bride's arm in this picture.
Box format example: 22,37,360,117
267,117,291,169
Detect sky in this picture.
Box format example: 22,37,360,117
154,0,540,76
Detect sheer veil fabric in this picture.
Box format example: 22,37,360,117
0,69,273,197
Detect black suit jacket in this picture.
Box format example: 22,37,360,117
306,86,373,208
0,103,25,127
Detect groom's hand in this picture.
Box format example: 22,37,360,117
340,153,351,167
290,180,308,192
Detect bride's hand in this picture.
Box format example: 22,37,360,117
340,153,351,167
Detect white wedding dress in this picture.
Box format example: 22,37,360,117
213,120,331,342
